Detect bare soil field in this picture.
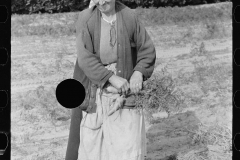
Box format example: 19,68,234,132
11,4,232,160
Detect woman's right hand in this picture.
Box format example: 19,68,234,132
106,85,118,94
108,75,130,95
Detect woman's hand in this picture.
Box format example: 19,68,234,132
106,85,119,94
130,71,143,94
108,75,130,95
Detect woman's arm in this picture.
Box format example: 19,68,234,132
75,11,114,88
128,13,156,93
132,15,156,81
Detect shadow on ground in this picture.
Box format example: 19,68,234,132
146,111,202,160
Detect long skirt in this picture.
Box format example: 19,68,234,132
78,88,146,160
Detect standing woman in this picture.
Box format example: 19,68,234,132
65,0,156,159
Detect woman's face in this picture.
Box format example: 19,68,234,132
92,0,116,14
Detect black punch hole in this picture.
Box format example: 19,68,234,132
234,5,240,23
0,6,8,23
234,48,240,66
0,111,7,125
234,90,240,108
0,132,8,155
234,133,240,151
56,79,85,109
0,90,8,110
0,48,8,66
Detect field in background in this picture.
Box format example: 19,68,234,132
11,2,232,160
11,2,231,37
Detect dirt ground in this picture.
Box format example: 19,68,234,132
11,11,232,160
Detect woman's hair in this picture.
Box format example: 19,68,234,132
89,0,119,8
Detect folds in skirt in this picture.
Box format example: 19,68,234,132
78,88,146,160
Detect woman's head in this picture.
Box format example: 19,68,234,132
91,0,116,14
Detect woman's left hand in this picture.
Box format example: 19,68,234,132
130,71,143,94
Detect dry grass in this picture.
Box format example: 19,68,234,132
11,2,232,37
135,41,231,115
18,85,71,126
177,123,231,160
135,2,232,26
135,71,183,116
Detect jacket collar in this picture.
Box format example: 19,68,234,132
86,2,126,53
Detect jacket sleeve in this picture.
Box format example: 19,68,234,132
65,108,82,160
75,11,114,88
133,15,156,81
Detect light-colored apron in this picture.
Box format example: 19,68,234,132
78,64,146,160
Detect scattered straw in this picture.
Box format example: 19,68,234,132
177,123,231,160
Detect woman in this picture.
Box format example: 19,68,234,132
65,0,156,159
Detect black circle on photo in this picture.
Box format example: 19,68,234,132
56,79,85,109
0,48,8,66
234,48,240,66
233,90,240,108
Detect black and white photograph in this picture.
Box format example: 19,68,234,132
11,0,232,159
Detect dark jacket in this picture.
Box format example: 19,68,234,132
65,2,156,160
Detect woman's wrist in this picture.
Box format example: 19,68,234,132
133,70,143,78
108,74,116,84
